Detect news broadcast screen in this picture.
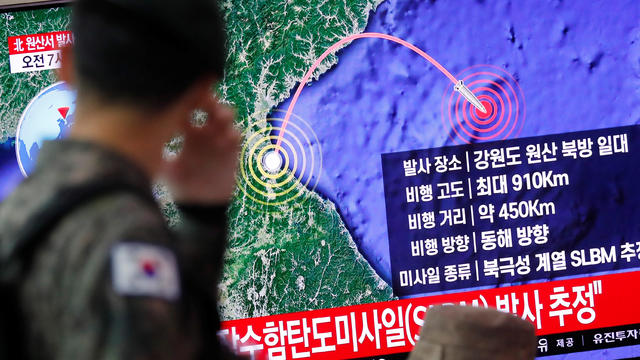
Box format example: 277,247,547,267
1,1,639,359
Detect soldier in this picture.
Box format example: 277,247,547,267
0,0,243,359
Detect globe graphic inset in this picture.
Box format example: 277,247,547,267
15,82,76,177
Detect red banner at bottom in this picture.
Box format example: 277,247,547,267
219,271,640,359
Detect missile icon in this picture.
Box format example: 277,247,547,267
454,80,487,114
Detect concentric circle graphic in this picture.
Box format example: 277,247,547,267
238,110,322,213
441,65,526,144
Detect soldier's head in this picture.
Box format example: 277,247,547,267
61,0,226,113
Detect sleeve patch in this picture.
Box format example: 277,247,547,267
111,242,181,300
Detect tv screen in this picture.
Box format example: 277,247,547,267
1,1,639,359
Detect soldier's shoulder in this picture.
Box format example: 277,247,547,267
23,191,174,299
20,191,181,350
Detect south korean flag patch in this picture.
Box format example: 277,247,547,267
111,242,180,300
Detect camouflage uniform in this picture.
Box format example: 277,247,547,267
0,140,240,359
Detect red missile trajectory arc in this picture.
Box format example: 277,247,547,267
273,32,487,154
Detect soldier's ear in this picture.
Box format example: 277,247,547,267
57,45,75,86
